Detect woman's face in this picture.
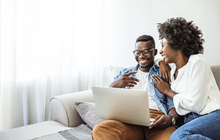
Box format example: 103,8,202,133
159,38,178,64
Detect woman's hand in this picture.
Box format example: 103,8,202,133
149,115,172,129
151,75,170,95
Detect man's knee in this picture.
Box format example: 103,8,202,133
145,126,176,140
92,120,145,140
92,120,122,140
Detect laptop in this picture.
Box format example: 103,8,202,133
92,86,155,126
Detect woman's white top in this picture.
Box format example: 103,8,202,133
171,54,220,115
130,69,160,110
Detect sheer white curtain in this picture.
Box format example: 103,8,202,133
0,0,104,130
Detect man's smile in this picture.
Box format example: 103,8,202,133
139,59,149,65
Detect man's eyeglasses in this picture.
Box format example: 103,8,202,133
133,49,155,56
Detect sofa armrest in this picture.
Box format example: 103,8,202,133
211,65,220,90
49,90,93,127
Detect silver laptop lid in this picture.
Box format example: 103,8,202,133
92,86,151,126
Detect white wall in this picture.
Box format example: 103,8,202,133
103,0,220,66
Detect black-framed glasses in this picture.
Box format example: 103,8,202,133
133,49,155,56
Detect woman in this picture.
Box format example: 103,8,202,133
151,17,220,140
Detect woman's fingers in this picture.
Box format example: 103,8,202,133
151,75,161,85
164,72,169,83
151,80,157,87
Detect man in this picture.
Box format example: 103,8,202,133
92,35,179,140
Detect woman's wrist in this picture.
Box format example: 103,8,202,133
165,89,176,100
164,88,171,95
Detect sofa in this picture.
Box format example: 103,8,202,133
0,65,219,140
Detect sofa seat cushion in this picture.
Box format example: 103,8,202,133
0,121,71,140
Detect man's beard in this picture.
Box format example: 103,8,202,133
140,62,153,69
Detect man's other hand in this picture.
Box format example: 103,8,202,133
148,115,172,130
110,71,139,88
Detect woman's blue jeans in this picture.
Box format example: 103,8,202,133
170,109,220,140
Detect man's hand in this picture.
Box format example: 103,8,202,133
110,71,139,88
149,115,172,129
159,60,171,83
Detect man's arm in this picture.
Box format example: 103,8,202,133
149,108,179,129
168,107,179,125
110,71,139,88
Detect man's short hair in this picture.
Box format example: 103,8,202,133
135,35,155,48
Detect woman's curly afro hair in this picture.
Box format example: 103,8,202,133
157,17,204,58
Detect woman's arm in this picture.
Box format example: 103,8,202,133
151,75,177,99
151,58,211,115
155,58,175,83
173,59,210,114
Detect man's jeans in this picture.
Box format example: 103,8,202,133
170,109,220,140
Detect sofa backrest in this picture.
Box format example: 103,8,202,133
211,65,220,90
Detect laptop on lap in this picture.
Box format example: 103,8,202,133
92,87,154,126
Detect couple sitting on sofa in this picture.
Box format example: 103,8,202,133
92,17,220,140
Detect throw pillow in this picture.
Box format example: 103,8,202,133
75,101,105,129
110,65,128,79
